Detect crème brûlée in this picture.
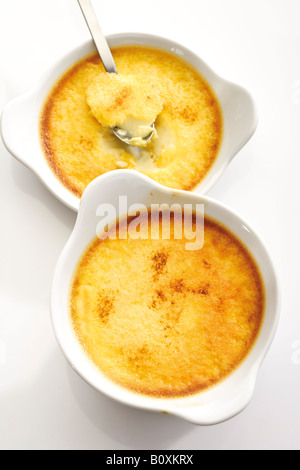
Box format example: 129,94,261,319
70,211,265,398
40,46,223,197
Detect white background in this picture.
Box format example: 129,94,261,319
0,0,299,450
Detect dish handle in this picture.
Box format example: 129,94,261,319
0,91,38,169
222,81,259,162
169,369,259,426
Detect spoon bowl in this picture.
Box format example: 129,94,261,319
113,123,155,147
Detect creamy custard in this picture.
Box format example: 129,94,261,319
70,211,265,398
86,72,163,136
40,46,223,197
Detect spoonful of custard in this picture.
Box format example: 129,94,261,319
78,0,162,147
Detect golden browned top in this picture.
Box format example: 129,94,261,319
70,212,265,398
86,73,163,127
40,46,223,198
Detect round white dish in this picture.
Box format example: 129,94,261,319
0,33,258,212
51,170,280,426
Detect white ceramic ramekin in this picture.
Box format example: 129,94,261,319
51,170,280,426
0,33,258,212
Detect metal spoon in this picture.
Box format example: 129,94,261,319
77,0,155,146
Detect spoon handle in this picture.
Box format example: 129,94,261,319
77,0,117,73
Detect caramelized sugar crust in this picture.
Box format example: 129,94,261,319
70,212,265,398
40,46,223,197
